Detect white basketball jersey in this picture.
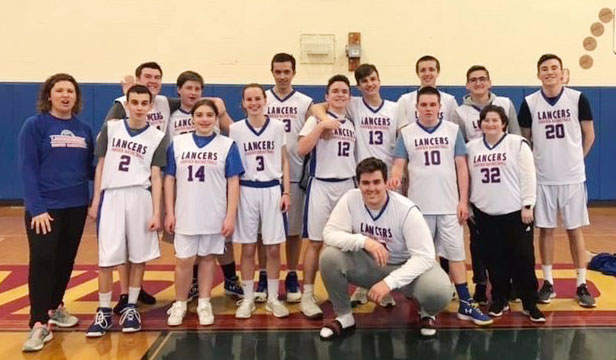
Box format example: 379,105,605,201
348,97,399,168
167,108,221,139
455,96,514,141
467,134,527,215
396,89,458,125
172,133,234,234
116,95,171,133
400,120,460,215
265,89,313,182
300,113,356,179
346,189,416,264
229,117,286,182
101,120,165,190
525,88,586,185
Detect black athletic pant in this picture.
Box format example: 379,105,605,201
468,219,488,285
472,205,538,308
26,206,87,328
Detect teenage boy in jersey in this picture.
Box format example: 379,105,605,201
319,158,451,339
396,55,458,125
450,65,521,303
389,87,492,326
168,71,243,301
312,63,403,307
87,85,168,336
519,54,596,308
297,75,356,319
254,53,314,303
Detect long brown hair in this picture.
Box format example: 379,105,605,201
36,73,82,114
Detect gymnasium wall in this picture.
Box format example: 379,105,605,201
1,1,615,201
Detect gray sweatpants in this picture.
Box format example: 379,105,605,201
319,246,452,318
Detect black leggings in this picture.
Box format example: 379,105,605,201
26,206,87,328
473,205,538,307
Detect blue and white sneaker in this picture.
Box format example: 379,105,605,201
457,299,493,326
224,276,244,298
285,272,301,303
254,271,268,303
86,307,113,338
187,280,199,302
119,304,141,333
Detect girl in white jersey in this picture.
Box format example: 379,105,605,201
297,75,356,319
164,99,243,327
467,105,544,323
230,84,291,319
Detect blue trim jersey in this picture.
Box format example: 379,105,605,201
396,89,458,125
347,97,400,168
519,87,591,185
299,112,357,180
166,133,242,234
115,95,171,133
265,89,313,182
454,96,515,141
467,134,529,215
100,119,165,190
17,113,95,216
396,120,464,215
229,117,287,182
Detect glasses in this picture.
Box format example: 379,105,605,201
468,76,489,83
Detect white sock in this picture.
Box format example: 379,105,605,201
336,312,355,328
319,312,355,338
99,292,112,308
267,279,279,301
242,280,254,301
542,265,553,284
175,300,187,312
303,284,314,297
576,268,587,287
198,298,210,308
128,287,140,304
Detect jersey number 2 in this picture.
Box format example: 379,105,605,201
118,155,131,172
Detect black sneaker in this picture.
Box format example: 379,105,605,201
138,288,156,305
523,306,546,323
473,284,488,305
537,281,556,304
576,283,596,308
113,294,128,315
419,316,437,338
488,301,510,317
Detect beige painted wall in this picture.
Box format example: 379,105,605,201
1,0,614,85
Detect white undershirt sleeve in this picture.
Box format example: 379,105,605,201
383,207,436,290
518,142,537,207
323,192,367,251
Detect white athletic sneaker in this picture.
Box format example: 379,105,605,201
22,324,52,352
197,302,214,326
350,287,368,306
166,301,186,327
48,305,79,327
265,299,289,318
300,295,323,319
235,299,256,319
379,293,396,308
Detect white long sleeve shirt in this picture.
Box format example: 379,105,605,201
323,189,435,290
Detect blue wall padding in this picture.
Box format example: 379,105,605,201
1,82,612,201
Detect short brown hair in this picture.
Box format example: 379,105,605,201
37,73,82,114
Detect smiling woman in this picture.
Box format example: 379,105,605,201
17,73,95,352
